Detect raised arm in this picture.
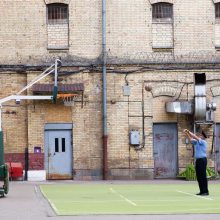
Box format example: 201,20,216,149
184,129,200,141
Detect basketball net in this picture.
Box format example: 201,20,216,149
57,94,79,106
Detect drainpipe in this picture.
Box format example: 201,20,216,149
102,0,108,180
0,106,4,166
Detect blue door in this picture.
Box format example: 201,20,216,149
153,123,178,178
215,123,220,173
45,129,72,179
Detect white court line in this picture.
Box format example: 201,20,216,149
48,199,59,214
39,187,59,214
34,186,38,194
110,187,137,206
176,190,214,201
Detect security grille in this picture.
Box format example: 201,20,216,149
152,3,173,21
216,3,220,18
47,3,68,24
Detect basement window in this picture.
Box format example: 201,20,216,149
47,3,68,24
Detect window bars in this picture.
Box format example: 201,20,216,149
47,3,68,24
152,3,173,21
216,3,220,18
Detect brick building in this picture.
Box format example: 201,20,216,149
1,0,220,180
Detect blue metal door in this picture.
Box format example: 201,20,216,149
215,123,220,172
45,130,72,179
153,123,178,178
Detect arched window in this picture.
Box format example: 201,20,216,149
47,3,68,24
152,2,173,21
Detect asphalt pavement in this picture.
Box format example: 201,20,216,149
0,180,220,220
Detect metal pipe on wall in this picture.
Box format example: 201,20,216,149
102,0,108,180
0,106,2,132
0,131,4,165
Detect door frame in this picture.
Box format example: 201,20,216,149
44,123,73,179
153,122,178,178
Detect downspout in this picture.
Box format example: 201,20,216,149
0,106,4,166
102,0,108,180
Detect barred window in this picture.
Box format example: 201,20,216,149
47,3,68,24
216,3,220,18
152,3,173,21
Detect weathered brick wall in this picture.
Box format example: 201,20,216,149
70,73,103,180
174,1,214,53
0,0,219,64
0,73,27,154
1,0,220,180
0,1,46,64
47,23,69,49
152,23,173,49
0,0,101,64
1,69,220,179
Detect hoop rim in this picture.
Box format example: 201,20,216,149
57,93,79,106
57,93,79,99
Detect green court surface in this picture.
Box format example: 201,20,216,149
40,183,220,215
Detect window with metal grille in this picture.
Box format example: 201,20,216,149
216,3,220,19
152,3,173,21
47,3,68,24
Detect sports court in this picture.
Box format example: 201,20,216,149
40,181,220,215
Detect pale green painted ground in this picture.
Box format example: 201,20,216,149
40,183,220,215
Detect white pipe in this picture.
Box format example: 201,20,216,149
0,59,61,132
0,95,52,105
0,95,52,130
16,59,61,95
17,68,55,95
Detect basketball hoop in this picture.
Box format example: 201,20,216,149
57,94,79,106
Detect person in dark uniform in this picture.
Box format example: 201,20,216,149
184,129,209,196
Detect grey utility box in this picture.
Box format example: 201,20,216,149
129,130,140,145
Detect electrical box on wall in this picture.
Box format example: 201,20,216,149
129,130,140,145
123,85,131,96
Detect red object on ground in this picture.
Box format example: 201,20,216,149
6,162,23,179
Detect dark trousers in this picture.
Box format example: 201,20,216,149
195,157,208,194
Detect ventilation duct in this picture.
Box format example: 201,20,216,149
166,101,193,114
194,73,206,121
165,73,216,122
